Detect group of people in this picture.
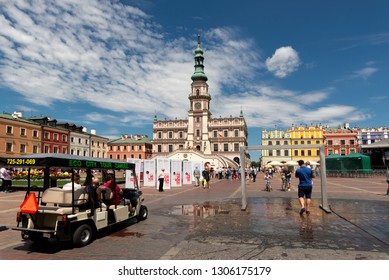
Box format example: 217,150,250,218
193,166,211,188
62,173,133,212
250,160,315,216
0,167,13,193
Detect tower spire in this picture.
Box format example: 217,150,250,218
191,34,208,82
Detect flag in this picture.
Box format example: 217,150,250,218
218,134,224,138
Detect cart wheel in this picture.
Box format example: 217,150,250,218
73,224,93,247
138,205,148,221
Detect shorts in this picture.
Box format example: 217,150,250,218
298,186,312,198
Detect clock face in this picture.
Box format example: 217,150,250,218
195,102,201,109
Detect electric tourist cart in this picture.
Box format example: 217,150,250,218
0,153,148,247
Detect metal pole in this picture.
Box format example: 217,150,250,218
319,146,331,213
386,166,389,195
240,147,247,211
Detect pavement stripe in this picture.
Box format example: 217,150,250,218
327,181,382,195
0,207,20,214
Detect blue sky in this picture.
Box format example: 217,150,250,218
1,0,388,160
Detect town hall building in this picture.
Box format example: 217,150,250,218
152,35,248,168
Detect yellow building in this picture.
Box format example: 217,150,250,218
289,124,324,162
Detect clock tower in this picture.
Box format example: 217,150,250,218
187,34,212,154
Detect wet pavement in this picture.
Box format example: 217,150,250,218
168,197,389,260
0,174,388,260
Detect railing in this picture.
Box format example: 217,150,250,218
325,169,387,178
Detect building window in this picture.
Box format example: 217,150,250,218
276,150,281,156
6,126,13,134
284,150,289,157
196,117,200,122
350,140,355,145
33,145,38,153
20,144,26,154
341,140,345,145
78,138,82,144
53,146,58,153
301,141,305,145
223,143,228,152
62,135,67,142
117,155,120,160
168,131,173,138
328,149,333,155
71,137,74,143
234,143,239,152
328,140,333,145
44,146,49,153
214,144,218,152
20,128,26,136
284,141,288,145
44,132,50,139
169,145,173,152
268,141,273,145
308,150,312,156
213,131,218,138
269,150,273,156
223,130,228,137
138,154,142,159
316,150,320,156
33,130,38,138
234,130,239,137
139,145,142,151
158,145,162,153
131,154,134,158
301,150,305,156
276,141,280,145
341,149,346,156
294,150,298,156
294,141,298,145
53,133,58,141
179,131,183,138
62,147,67,153
6,142,13,152
196,129,200,137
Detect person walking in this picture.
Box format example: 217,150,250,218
158,168,165,192
250,167,257,182
202,167,210,189
193,166,201,187
0,167,5,192
1,168,13,193
295,160,315,215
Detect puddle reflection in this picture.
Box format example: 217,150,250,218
170,202,230,227
299,216,313,240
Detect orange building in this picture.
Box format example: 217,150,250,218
323,124,358,156
107,134,152,161
0,112,42,156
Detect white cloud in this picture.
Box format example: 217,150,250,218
0,1,373,135
266,46,301,78
352,67,378,80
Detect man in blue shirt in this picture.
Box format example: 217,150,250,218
295,160,315,215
